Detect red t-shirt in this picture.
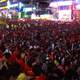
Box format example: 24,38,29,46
0,51,3,59
9,52,16,63
16,58,33,76
35,74,46,80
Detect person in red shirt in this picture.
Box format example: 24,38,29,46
16,51,34,76
0,50,3,59
35,74,46,80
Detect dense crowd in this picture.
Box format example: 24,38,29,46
0,19,80,80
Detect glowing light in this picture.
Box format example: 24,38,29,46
23,8,32,12
33,7,36,10
7,0,10,9
76,0,80,3
49,1,73,7
19,2,23,9
23,7,36,12
7,1,23,9
58,10,71,21
9,3,18,7
58,1,72,6
49,2,58,8
0,13,2,16
76,4,80,10
31,13,36,19
0,0,7,3
19,18,25,21
0,6,7,9
18,12,21,18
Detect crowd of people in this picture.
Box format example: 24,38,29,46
0,19,80,80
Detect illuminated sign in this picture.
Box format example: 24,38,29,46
7,1,24,9
9,0,17,4
7,0,18,9
59,10,71,21
0,0,7,9
58,6,70,10
0,0,7,3
0,2,7,7
9,3,18,8
0,6,7,9
49,1,72,7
